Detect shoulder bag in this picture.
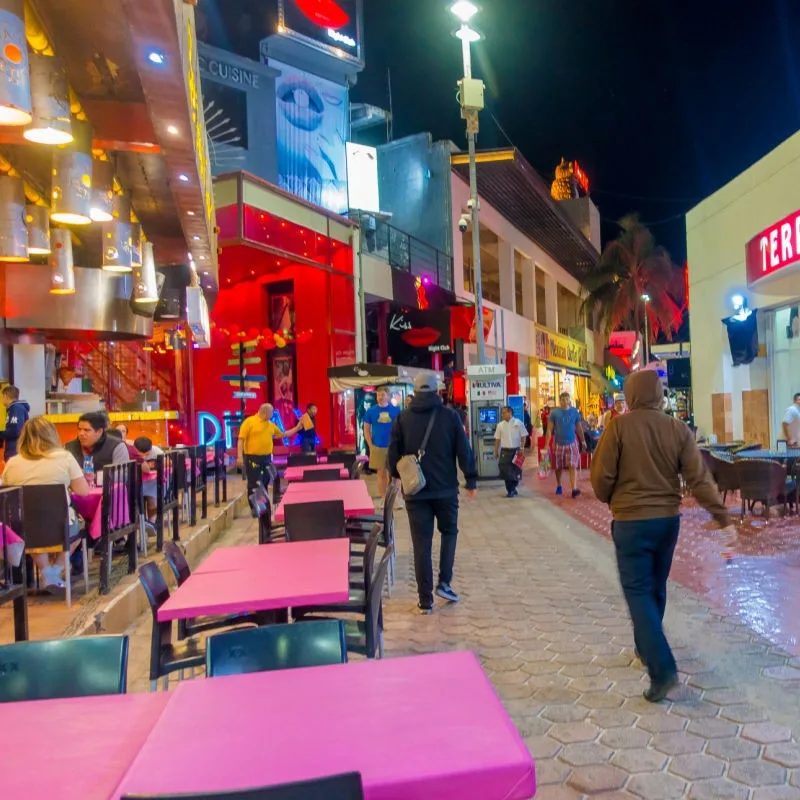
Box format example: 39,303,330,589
396,410,437,496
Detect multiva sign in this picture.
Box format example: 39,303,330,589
745,209,800,286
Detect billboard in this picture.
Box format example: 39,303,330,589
346,142,379,213
279,0,363,64
272,60,348,214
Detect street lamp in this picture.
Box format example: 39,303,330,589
641,293,651,366
450,1,487,364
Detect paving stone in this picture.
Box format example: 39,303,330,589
669,753,726,780
540,705,590,724
670,701,721,719
600,727,652,749
514,716,553,737
549,721,601,744
577,690,625,709
687,671,730,690
612,748,668,773
636,713,688,734
628,773,688,800
688,778,750,800
559,662,603,678
652,731,706,755
559,741,614,767
533,686,581,704
533,757,572,786
742,722,794,744
702,688,748,706
527,786,582,800
568,676,613,692
728,759,787,786
707,736,762,761
687,717,739,739
589,708,638,729
762,665,800,681
524,735,560,759
721,704,770,724
764,743,800,768
566,763,627,793
751,788,800,800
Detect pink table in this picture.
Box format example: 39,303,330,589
72,487,130,541
274,479,374,522
157,538,350,621
284,464,349,482
113,651,536,800
1,692,169,800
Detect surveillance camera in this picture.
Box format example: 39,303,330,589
458,214,469,233
466,198,476,210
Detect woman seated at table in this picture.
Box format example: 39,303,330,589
2,416,89,590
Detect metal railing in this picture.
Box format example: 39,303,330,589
100,462,141,595
155,451,181,551
188,445,209,527
213,441,228,507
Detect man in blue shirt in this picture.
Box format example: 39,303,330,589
363,386,401,502
544,391,585,498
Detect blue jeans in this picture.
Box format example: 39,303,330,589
611,516,680,683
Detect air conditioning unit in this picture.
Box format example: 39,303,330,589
186,286,211,349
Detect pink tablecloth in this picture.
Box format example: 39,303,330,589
113,651,536,800
1,692,169,800
274,479,374,522
157,538,350,621
283,465,349,482
72,487,131,541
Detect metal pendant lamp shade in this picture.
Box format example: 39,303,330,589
89,158,114,222
49,227,75,294
24,54,72,145
26,204,50,254
0,0,31,126
129,222,143,267
102,192,132,272
50,119,92,225
133,241,159,303
0,174,29,262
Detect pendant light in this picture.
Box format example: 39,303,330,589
0,174,29,262
50,119,92,225
26,204,50,255
0,0,31,126
101,192,132,272
89,158,114,222
49,228,75,294
133,241,159,303
24,54,72,145
129,222,143,267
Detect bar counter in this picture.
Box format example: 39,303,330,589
46,411,179,448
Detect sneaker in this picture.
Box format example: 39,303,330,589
417,602,434,615
643,674,678,703
571,489,581,499
555,486,563,496
436,583,460,603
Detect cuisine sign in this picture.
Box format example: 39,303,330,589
746,208,800,287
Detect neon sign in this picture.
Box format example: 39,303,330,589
573,161,590,195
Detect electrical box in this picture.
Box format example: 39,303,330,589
459,77,485,111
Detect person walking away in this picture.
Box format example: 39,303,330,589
237,404,290,501
495,405,526,497
782,392,800,446
0,385,30,460
544,392,584,498
295,404,318,454
363,387,400,504
590,370,731,702
388,371,478,614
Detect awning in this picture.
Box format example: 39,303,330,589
328,363,444,392
541,360,590,378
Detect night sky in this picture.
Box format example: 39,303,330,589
353,0,800,262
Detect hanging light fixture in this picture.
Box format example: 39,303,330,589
49,227,75,294
26,204,50,255
0,174,29,262
24,54,72,145
101,192,132,272
133,241,159,303
129,222,143,267
0,0,31,126
50,119,92,225
89,158,114,222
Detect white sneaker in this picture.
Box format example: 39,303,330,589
42,565,66,589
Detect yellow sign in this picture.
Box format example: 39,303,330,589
534,325,587,371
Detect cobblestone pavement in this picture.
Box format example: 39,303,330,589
125,476,800,798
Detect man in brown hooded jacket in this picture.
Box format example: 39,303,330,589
590,370,730,702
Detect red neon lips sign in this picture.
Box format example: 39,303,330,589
746,208,800,287
295,0,350,29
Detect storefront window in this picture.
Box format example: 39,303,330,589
771,305,800,443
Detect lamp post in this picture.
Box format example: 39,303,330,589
450,1,486,364
641,293,651,366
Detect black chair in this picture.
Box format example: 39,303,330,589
348,483,398,593
0,487,27,642
207,619,347,678
327,452,357,472
250,484,286,545
19,484,89,607
163,541,261,641
349,460,365,481
736,459,797,520
299,545,392,659
121,772,364,800
0,635,128,702
138,561,205,690
100,461,141,594
287,453,317,467
301,468,342,483
709,452,739,502
284,500,346,542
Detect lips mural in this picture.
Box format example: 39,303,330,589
295,0,350,29
401,327,442,349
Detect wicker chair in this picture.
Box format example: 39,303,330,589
709,452,739,502
735,459,797,521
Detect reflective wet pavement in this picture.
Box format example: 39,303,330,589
532,468,800,657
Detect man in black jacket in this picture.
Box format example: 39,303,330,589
388,371,478,614
0,385,29,459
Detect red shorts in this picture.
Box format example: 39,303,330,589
554,441,580,470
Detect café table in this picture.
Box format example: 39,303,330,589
156,538,350,621
1,692,169,800
283,464,349,482
736,448,800,461
274,479,374,522
113,651,536,800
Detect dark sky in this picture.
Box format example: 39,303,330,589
352,0,800,262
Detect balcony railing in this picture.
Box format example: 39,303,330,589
351,212,453,292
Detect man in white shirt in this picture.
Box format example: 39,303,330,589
494,405,526,497
782,393,800,447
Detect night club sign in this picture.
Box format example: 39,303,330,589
279,0,363,64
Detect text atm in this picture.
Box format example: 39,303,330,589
467,363,507,479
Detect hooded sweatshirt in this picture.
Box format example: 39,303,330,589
590,371,729,525
0,400,30,458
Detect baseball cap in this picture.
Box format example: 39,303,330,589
413,371,437,393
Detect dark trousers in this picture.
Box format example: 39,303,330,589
498,448,520,493
611,516,680,683
405,496,459,606
244,454,272,495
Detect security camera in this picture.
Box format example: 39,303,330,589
466,198,477,211
458,214,470,233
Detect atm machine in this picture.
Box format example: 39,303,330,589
466,363,507,479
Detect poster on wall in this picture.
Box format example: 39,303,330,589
279,0,363,64
271,351,296,431
346,142,379,213
271,60,348,214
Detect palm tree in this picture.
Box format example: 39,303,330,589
581,214,685,341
